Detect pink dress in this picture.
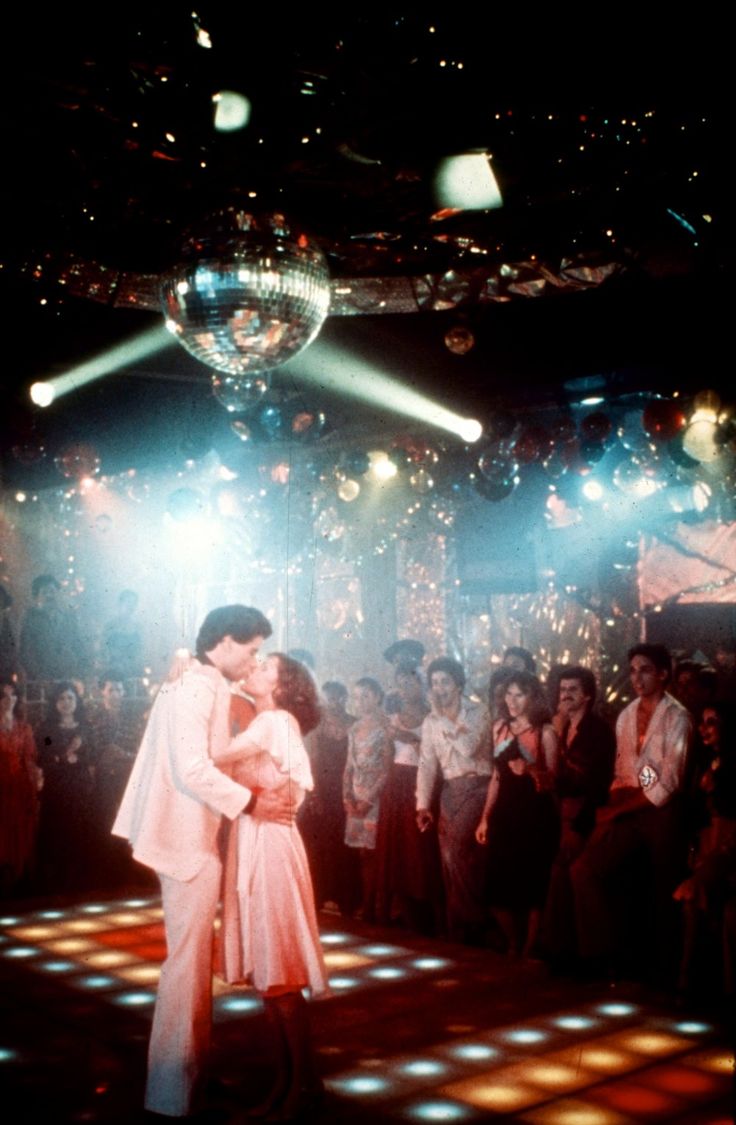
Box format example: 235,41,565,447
218,709,328,995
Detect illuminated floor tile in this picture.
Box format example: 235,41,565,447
439,1074,544,1112
63,918,113,934
546,1044,641,1076
114,964,161,984
78,950,139,969
608,1030,691,1056
588,1080,684,1116
327,1072,398,1099
643,1062,725,1096
445,1042,500,1064
681,1048,735,1075
401,1098,475,1121
44,938,98,955
514,1060,595,1092
8,925,64,941
322,951,372,970
518,1098,632,1124
356,943,411,958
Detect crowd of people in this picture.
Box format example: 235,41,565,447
2,580,735,1119
300,637,736,1009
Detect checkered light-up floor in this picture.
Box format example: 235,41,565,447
1,896,734,1123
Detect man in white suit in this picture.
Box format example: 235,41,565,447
113,605,291,1118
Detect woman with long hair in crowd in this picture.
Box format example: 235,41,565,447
35,680,95,892
0,679,41,895
476,670,559,958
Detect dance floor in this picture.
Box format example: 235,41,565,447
1,892,734,1123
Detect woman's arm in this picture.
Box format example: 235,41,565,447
475,769,500,844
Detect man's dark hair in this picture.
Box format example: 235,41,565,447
195,605,271,659
427,657,465,691
558,665,597,707
355,676,384,704
32,574,60,599
503,646,537,674
99,671,125,690
627,642,672,678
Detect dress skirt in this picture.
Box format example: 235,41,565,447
221,815,328,996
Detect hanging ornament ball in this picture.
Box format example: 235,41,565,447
409,469,434,493
580,411,612,443
212,371,269,412
617,410,652,455
692,389,722,420
166,488,204,522
612,458,658,496
475,474,517,502
642,399,686,442
542,449,569,479
292,410,326,438
682,419,722,463
258,404,284,440
344,450,371,476
478,448,518,482
160,209,331,375
337,478,361,502
515,424,551,464
54,442,101,480
12,439,46,466
444,323,475,355
580,438,606,465
231,419,252,442
551,415,577,444
487,412,518,441
315,506,345,541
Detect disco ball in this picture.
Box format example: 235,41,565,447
160,210,331,375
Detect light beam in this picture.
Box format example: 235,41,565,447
285,341,483,443
28,324,173,404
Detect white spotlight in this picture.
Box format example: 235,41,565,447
458,418,483,443
434,153,503,211
30,382,55,407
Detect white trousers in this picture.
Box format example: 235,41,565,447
145,853,222,1116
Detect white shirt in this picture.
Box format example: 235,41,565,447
611,691,691,808
416,698,491,809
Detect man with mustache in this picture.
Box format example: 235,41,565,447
541,666,615,964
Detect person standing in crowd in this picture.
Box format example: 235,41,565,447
416,657,491,945
19,574,88,684
0,680,41,896
375,666,443,934
100,589,145,680
571,643,692,982
476,671,559,958
0,585,18,682
35,680,95,892
87,674,148,889
502,646,537,675
300,681,358,915
343,676,394,922
541,666,616,965
112,606,298,1119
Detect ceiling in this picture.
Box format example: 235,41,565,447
0,8,729,487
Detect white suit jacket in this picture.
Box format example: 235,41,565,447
112,661,251,881
611,691,691,808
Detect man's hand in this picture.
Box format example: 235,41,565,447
249,782,299,826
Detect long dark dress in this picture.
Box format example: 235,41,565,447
485,724,560,909
35,719,96,891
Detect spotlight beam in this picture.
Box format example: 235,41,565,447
30,325,174,404
285,340,483,442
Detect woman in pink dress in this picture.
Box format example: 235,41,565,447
215,653,327,1120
